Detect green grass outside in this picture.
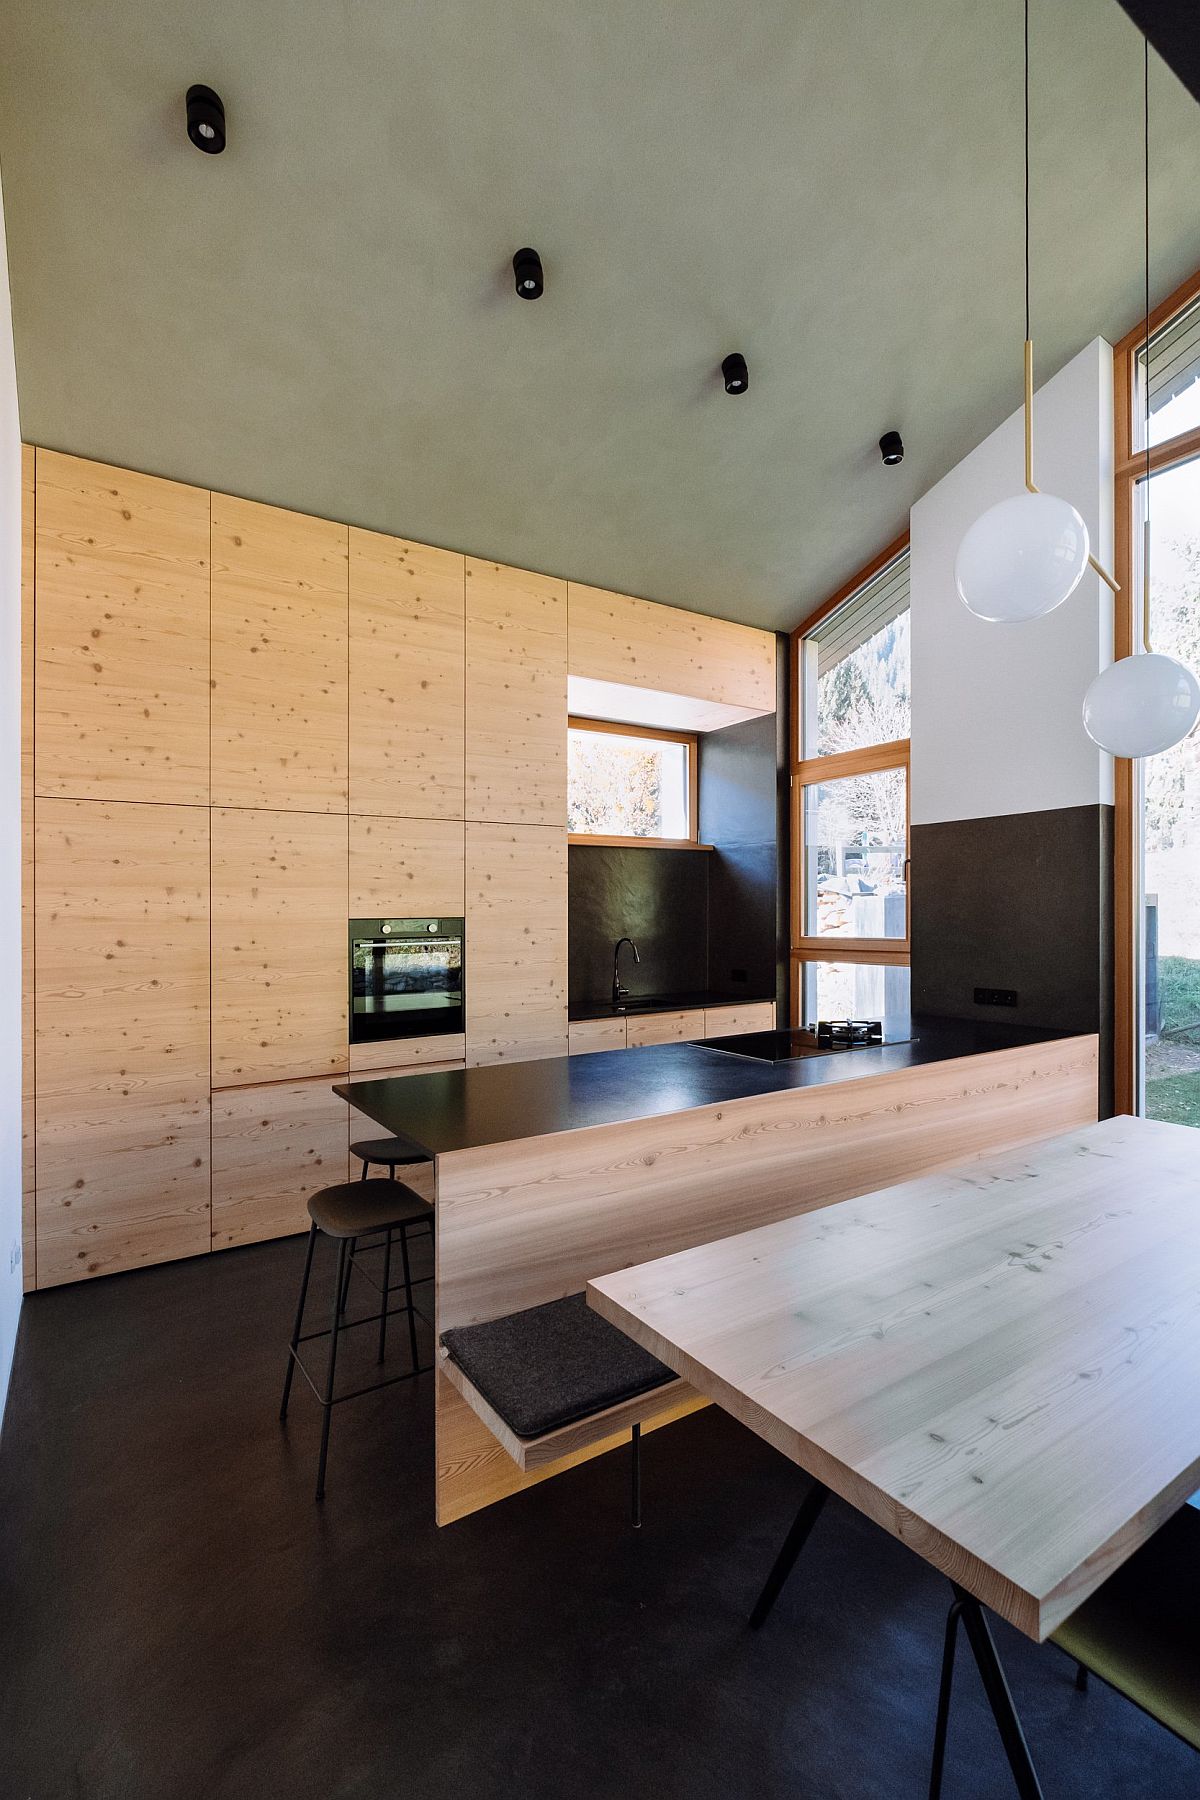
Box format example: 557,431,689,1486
1158,956,1200,1041
1145,1073,1200,1128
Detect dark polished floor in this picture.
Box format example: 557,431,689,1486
1,1233,1194,1800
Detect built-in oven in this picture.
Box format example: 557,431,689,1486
348,918,465,1046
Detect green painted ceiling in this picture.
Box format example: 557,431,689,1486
1,1,1198,630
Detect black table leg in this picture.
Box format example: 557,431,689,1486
748,1481,828,1628
947,1583,1044,1800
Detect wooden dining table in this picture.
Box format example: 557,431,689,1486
588,1114,1200,1796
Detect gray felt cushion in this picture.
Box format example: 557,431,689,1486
440,1291,673,1439
350,1134,431,1166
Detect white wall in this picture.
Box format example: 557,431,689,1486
911,338,1115,826
0,162,23,1427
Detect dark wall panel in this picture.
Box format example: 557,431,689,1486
568,845,708,1006
910,803,1113,1113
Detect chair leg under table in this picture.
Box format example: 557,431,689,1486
748,1481,829,1628
315,1238,349,1503
929,1583,1045,1800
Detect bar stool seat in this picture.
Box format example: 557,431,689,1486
350,1133,430,1171
308,1177,430,1238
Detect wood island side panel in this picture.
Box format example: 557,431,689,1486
433,1034,1099,1524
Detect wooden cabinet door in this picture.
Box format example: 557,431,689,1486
466,823,567,1065
34,450,210,803
704,1002,776,1037
466,559,566,826
568,581,776,717
211,495,348,812
626,1009,706,1047
568,1017,628,1055
349,529,465,819
35,799,211,1286
21,445,36,1289
350,815,465,918
212,1078,349,1249
211,807,348,1087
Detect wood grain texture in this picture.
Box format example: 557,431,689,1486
434,1035,1098,1523
703,1001,776,1036
350,815,464,918
568,581,775,715
348,1035,466,1075
34,799,211,1286
211,494,348,812
625,1008,706,1047
435,1368,706,1526
211,1077,349,1249
466,559,566,826
567,1017,628,1055
465,822,567,1065
211,807,348,1087
21,444,35,1289
349,528,465,820
33,449,210,803
590,1114,1199,1643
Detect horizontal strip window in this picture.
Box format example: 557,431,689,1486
567,717,698,846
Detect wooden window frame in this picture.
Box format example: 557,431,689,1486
1112,265,1200,1116
788,534,911,1025
566,715,709,851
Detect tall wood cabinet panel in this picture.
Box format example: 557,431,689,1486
21,444,35,1289
466,823,567,1065
34,799,211,1287
211,807,348,1088
34,449,210,803
211,1078,349,1249
568,580,775,715
210,495,349,812
465,559,566,826
349,529,465,819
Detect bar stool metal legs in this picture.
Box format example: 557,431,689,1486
280,1223,318,1423
316,1239,349,1501
377,1230,392,1365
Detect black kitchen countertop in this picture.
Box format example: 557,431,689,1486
334,1015,1088,1158
568,989,775,1023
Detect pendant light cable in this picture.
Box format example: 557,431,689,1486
1143,35,1152,653
1024,0,1030,347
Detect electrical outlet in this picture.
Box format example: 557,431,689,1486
974,986,1018,1008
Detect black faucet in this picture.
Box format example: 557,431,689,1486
612,937,640,1009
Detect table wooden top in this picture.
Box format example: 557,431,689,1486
588,1115,1200,1641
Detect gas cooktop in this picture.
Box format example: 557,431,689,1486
698,1020,916,1063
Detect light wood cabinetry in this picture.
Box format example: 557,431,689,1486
348,1035,466,1075
704,1001,775,1036
466,559,566,827
568,1017,628,1055
211,495,348,812
626,1008,706,1047
350,815,464,918
349,528,465,819
211,807,348,1088
34,799,211,1286
466,823,567,1064
568,581,775,717
34,449,210,804
21,445,35,1289
211,1077,349,1249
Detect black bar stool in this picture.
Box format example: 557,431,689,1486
343,1136,434,1316
279,1177,433,1501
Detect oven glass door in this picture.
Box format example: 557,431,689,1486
351,932,463,1042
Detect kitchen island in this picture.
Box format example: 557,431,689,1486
337,1019,1099,1525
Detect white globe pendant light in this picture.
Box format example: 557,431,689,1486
956,0,1119,626
1079,39,1200,762
1083,654,1200,758
955,489,1090,623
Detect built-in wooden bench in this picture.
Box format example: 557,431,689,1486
439,1291,683,1472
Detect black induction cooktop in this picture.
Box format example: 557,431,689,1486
698,1021,916,1063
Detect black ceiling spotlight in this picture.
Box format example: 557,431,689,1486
512,247,543,299
186,84,226,154
722,353,748,395
879,430,904,466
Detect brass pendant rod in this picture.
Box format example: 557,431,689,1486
1023,339,1120,596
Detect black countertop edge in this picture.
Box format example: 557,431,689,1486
569,990,775,1022
335,1016,1092,1159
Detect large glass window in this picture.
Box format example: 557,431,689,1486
790,544,911,1023
567,718,695,844
1114,268,1200,1121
